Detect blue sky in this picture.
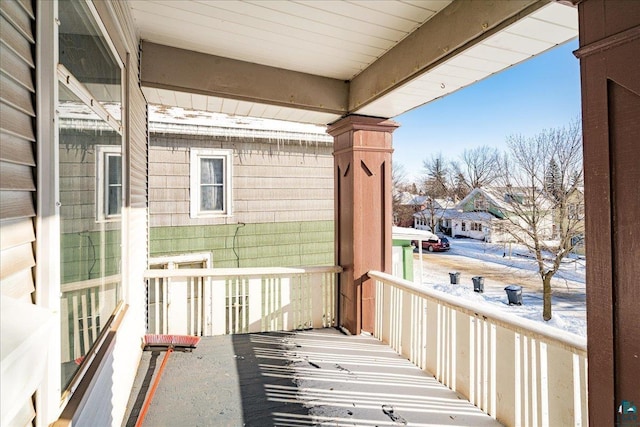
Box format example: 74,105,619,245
393,39,581,180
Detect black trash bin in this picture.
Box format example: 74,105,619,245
472,276,485,293
504,285,523,305
449,272,460,285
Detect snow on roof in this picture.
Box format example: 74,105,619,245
392,226,438,241
456,187,509,211
413,208,500,222
433,198,454,208
148,105,333,144
453,211,498,221
398,193,428,205
57,102,333,144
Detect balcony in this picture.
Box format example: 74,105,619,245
124,266,587,426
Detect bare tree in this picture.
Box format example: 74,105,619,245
392,162,407,208
496,121,583,321
392,162,422,227
391,162,406,225
454,145,501,189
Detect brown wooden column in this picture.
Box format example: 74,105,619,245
328,115,398,335
574,1,640,425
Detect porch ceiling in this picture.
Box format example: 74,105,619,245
130,0,577,125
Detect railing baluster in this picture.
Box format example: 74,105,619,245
90,288,99,343
531,338,539,427
154,279,159,334
241,278,248,333
163,278,169,334
204,276,211,336
197,277,203,336
72,294,81,358
189,277,194,336
80,293,90,355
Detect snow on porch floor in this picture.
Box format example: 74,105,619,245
123,328,502,426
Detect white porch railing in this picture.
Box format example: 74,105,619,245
369,270,588,427
144,266,340,336
60,274,121,363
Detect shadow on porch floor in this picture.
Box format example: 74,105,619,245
123,328,502,426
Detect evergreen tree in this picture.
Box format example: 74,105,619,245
545,158,562,202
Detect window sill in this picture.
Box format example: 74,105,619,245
189,213,233,219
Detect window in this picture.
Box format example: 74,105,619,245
474,198,488,211
461,221,467,231
568,203,583,220
57,0,123,393
471,222,482,231
190,148,232,217
97,146,122,221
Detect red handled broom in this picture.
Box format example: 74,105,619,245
134,334,201,427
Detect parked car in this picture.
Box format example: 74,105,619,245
412,236,451,252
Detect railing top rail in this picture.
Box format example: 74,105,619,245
144,265,342,279
61,274,122,293
368,270,587,356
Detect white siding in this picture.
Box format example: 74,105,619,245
0,0,37,424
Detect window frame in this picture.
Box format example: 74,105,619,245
49,0,126,408
96,145,122,222
190,148,233,218
474,198,488,211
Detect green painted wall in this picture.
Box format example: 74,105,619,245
392,239,414,281
402,245,414,282
460,194,505,219
150,220,334,268
61,229,121,284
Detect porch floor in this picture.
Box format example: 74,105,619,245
123,328,502,426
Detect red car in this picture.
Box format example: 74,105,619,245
413,236,451,252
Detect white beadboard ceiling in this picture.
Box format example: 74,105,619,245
130,0,577,125
130,0,450,79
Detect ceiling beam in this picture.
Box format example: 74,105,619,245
349,0,550,113
140,42,349,116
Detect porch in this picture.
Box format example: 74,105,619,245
125,329,502,427
123,266,586,426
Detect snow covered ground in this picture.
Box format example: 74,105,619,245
413,237,587,337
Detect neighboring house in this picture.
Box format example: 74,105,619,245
552,186,586,254
450,188,509,241
393,192,428,227
414,187,555,243
147,107,335,268
412,197,456,234
451,211,499,241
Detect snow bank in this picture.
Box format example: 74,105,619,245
417,238,587,337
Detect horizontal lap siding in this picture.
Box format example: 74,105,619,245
149,220,334,267
0,0,37,425
148,133,334,266
148,135,334,228
129,79,148,271
0,0,36,298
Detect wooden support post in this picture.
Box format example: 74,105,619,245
328,115,398,334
